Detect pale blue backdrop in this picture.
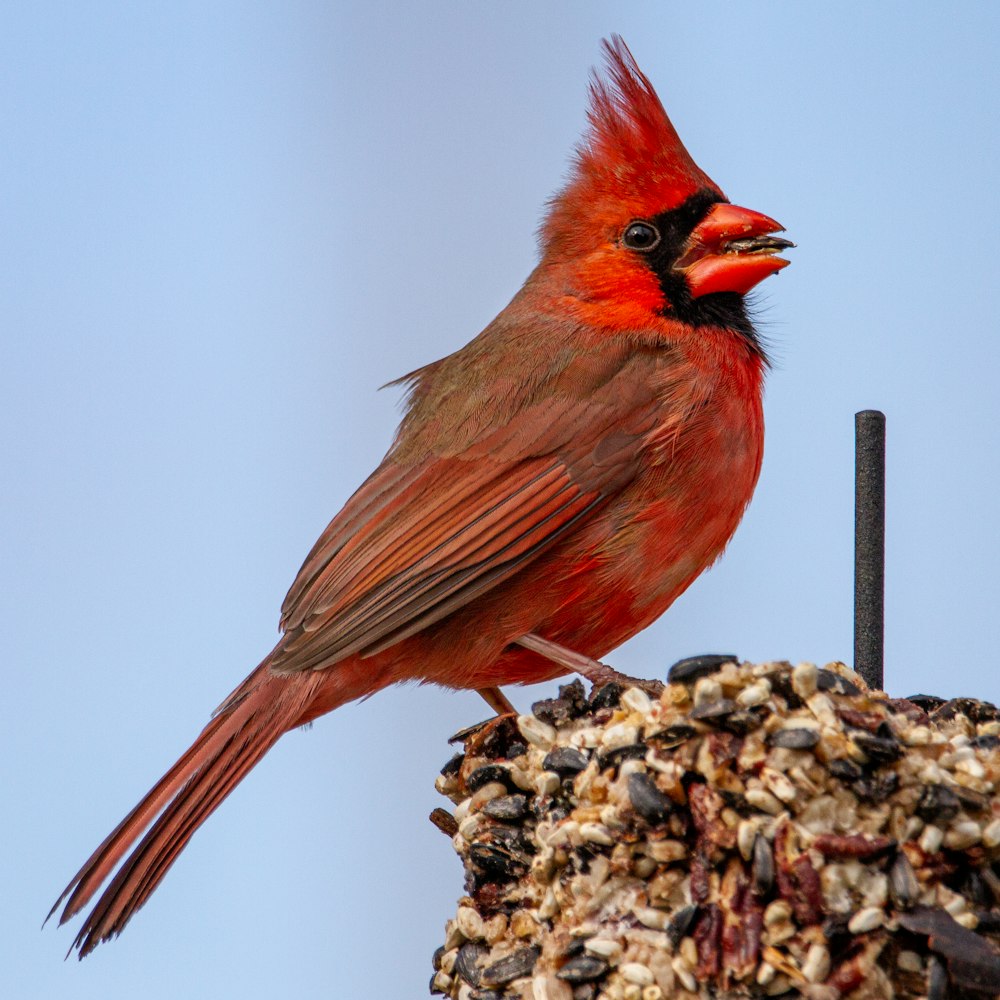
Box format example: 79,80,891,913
4,3,999,997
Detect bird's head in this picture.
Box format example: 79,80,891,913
540,37,791,343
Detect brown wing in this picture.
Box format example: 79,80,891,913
271,341,686,675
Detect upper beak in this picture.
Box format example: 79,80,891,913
677,202,794,298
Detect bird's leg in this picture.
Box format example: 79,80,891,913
476,686,516,715
514,633,664,697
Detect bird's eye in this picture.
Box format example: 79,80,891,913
622,221,660,251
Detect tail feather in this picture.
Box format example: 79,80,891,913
49,710,235,927
51,665,333,957
72,707,285,955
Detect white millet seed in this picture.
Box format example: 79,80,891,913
919,824,944,853
848,907,885,934
944,820,982,850
791,662,818,698
620,962,655,986
621,686,653,716
802,943,831,984
737,679,772,707
517,713,556,748
671,957,696,993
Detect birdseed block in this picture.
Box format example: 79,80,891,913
430,658,1000,999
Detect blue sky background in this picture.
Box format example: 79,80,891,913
4,4,1000,997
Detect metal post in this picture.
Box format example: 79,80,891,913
854,410,885,691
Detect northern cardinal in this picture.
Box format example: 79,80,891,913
52,36,790,956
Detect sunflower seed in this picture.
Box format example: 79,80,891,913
543,746,590,776
454,941,488,986
481,946,540,987
482,794,528,821
917,783,961,823
889,851,919,908
627,772,672,824
667,653,737,684
768,727,820,750
752,833,775,895
556,955,609,983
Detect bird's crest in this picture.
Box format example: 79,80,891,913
541,36,722,255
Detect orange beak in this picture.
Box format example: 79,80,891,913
677,203,793,298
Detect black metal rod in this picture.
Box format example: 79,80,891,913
854,410,885,690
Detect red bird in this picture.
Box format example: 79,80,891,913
52,37,790,955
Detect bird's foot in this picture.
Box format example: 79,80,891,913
514,632,665,698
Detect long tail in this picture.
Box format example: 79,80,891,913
49,659,360,957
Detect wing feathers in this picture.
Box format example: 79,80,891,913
272,462,598,670
297,461,563,633
272,344,680,676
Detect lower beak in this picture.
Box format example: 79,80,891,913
677,202,793,298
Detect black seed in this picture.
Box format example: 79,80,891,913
543,746,590,776
556,955,609,983
822,912,851,947
532,696,576,727
764,670,804,710
432,945,447,971
469,842,529,881
475,716,523,759
917,784,962,823
874,720,896,740
628,772,672,823
648,723,697,748
440,752,464,777
852,731,902,763
689,698,737,722
597,742,648,770
455,942,488,987
543,804,571,824
482,794,528,822
667,904,699,947
557,678,588,710
505,742,528,759
934,698,1000,724
449,718,495,744
481,947,540,986
855,772,899,802
485,824,532,854
971,733,1000,751
558,937,586,959
667,653,738,684
768,727,820,750
889,852,919,908
589,682,623,711
466,764,514,792
927,955,947,1000
827,759,864,782
817,669,861,696
906,693,946,711
718,788,749,812
954,785,990,813
720,706,768,735
964,871,991,909
752,833,775,896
